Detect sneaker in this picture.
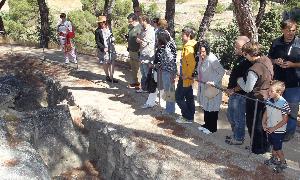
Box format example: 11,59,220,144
112,78,118,83
264,156,280,166
225,138,243,145
198,126,211,134
65,59,70,64
176,116,193,124
73,60,78,64
141,104,155,109
273,161,287,173
225,135,233,140
106,76,112,82
136,89,147,93
128,83,140,88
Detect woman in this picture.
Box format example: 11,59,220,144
197,40,225,134
237,41,273,154
157,30,177,114
95,16,118,83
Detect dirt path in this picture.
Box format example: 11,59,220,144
0,45,299,179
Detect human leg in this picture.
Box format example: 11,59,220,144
283,87,300,141
176,79,193,121
140,63,149,91
162,71,175,113
226,95,236,132
129,51,140,84
233,95,246,141
184,85,195,121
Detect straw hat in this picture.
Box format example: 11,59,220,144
204,84,219,99
97,16,107,23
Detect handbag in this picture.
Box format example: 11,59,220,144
145,68,157,93
162,84,175,102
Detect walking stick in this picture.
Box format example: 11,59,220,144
249,99,259,156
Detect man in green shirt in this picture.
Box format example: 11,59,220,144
127,13,142,89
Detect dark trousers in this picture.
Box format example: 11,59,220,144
246,96,270,154
175,79,195,121
203,110,219,133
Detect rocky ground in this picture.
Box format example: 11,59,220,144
0,45,299,179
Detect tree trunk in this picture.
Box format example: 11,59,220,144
165,0,175,39
0,0,6,33
255,0,267,28
197,0,218,41
37,0,50,48
232,0,258,41
104,0,115,28
132,0,139,9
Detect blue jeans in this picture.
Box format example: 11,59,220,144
227,94,246,141
283,87,300,136
162,71,175,113
140,63,149,91
175,78,195,121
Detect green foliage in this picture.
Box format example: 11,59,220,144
226,3,234,11
258,8,282,54
215,3,226,14
176,0,188,4
210,22,239,70
81,0,105,14
4,0,39,42
140,2,160,19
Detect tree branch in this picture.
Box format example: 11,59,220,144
255,0,267,28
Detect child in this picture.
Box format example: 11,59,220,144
175,27,197,123
262,80,291,173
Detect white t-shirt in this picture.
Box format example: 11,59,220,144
57,20,72,35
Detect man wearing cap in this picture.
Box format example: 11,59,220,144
57,13,77,64
95,15,118,83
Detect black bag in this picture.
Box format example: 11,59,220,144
145,68,157,93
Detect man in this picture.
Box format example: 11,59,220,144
225,36,252,145
57,13,77,64
136,15,156,93
127,13,142,89
268,19,300,141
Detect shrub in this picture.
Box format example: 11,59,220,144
210,22,239,70
215,3,226,14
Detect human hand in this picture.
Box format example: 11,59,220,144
280,61,294,68
226,89,234,96
136,37,142,43
274,58,284,65
206,81,214,86
266,127,275,134
104,48,108,52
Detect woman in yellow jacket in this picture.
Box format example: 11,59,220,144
175,27,197,123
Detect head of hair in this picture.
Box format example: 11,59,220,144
127,13,138,21
270,80,286,95
60,13,66,19
235,36,250,46
280,19,297,30
152,17,159,24
156,30,171,46
242,41,262,57
197,40,211,55
158,19,168,30
181,27,195,39
139,15,151,24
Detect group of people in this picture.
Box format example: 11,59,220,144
57,11,299,173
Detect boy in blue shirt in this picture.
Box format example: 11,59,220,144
262,80,291,173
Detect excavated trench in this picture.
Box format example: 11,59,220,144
0,55,155,179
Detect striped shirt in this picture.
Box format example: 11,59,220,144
266,96,291,133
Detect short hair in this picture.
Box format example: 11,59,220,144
139,15,151,24
182,27,195,39
60,13,66,18
270,80,286,94
158,19,168,30
197,40,211,55
152,17,159,24
157,30,171,46
242,41,262,57
127,13,138,21
280,19,297,30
